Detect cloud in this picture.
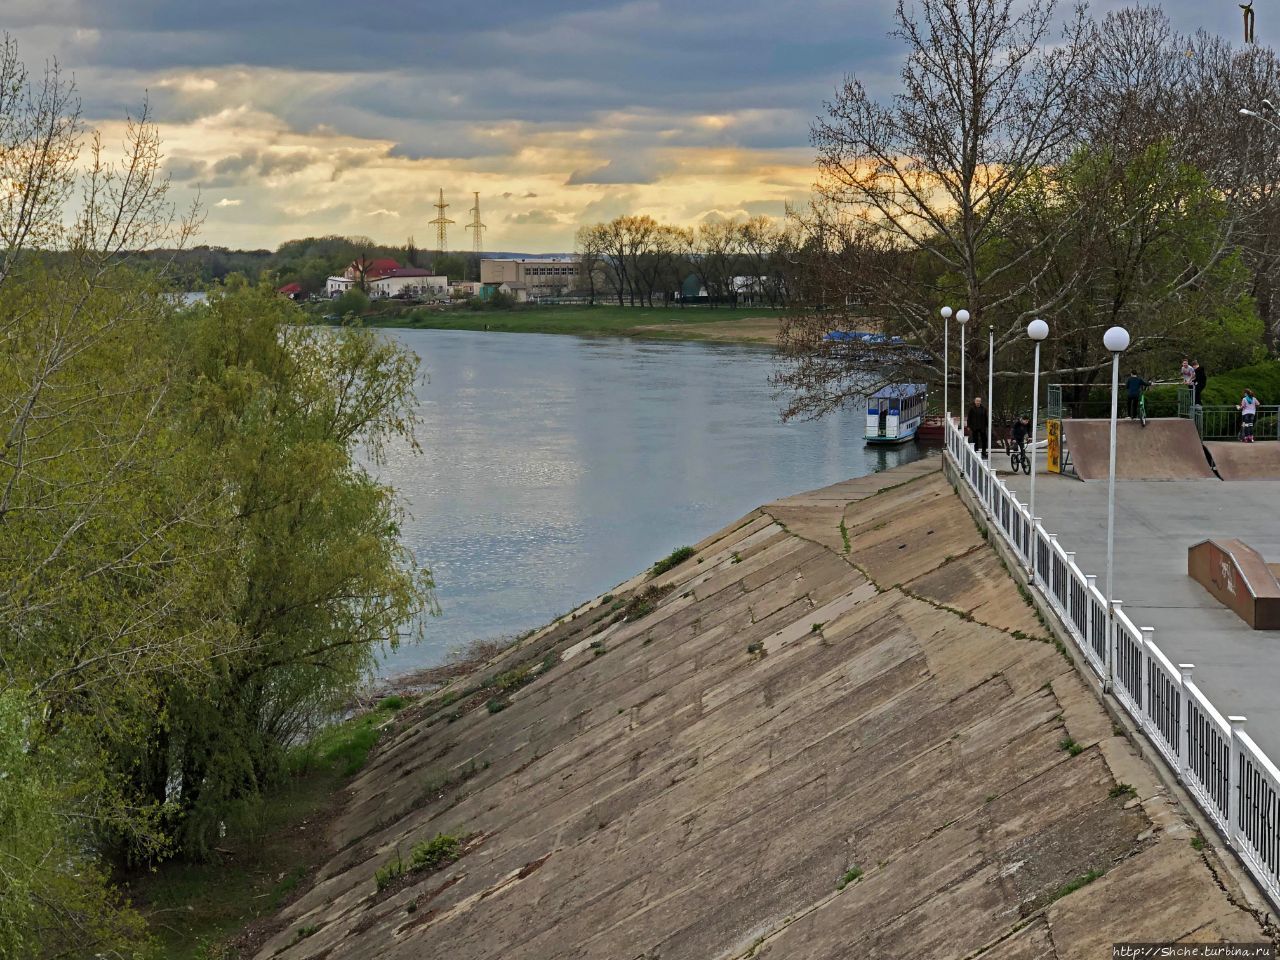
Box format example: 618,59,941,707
506,209,563,225
368,208,401,218
565,153,667,185
214,197,241,207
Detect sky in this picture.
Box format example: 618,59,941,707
5,0,1250,252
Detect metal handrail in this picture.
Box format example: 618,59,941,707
944,418,1280,909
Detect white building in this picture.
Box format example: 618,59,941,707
325,259,448,299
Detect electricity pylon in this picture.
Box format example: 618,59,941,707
465,192,486,254
429,189,454,254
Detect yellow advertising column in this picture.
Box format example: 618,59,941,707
1047,419,1062,474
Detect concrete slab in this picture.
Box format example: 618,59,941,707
999,464,1280,761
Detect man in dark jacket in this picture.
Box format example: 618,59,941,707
966,397,988,456
1125,372,1150,419
1193,360,1207,406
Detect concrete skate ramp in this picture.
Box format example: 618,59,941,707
1063,418,1215,481
1203,441,1280,480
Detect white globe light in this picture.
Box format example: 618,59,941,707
956,309,970,324
940,306,953,319
1103,326,1130,353
1027,318,1049,341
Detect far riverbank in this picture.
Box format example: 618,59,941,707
310,303,785,343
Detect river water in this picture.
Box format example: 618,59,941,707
374,329,933,676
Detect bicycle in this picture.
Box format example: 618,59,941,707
1006,437,1031,475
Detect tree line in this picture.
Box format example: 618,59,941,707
0,37,433,957
574,215,796,308
775,0,1280,420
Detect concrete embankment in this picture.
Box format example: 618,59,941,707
256,459,1273,959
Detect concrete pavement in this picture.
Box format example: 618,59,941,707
996,453,1280,763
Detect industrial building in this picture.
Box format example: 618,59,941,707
480,258,580,298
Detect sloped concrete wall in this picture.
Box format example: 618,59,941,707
256,460,1273,960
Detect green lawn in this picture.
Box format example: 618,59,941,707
309,303,782,341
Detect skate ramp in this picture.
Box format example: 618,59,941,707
1203,441,1280,480
1063,418,1215,481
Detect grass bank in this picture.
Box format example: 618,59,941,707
124,696,413,960
310,303,784,344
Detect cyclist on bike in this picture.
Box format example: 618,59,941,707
1011,414,1032,456
1125,371,1151,420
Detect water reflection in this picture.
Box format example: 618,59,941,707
372,330,933,675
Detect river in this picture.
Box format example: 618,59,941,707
373,329,933,675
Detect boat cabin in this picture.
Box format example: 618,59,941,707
865,383,927,444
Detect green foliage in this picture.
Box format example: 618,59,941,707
1108,783,1137,800
1059,737,1085,757
333,286,370,318
1200,360,1280,405
836,866,863,890
651,545,696,576
374,834,463,892
0,691,152,959
1046,868,1105,904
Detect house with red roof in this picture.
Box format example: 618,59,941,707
277,282,304,301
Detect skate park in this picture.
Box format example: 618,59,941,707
997,413,1280,761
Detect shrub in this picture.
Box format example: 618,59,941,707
333,287,370,318
651,546,696,577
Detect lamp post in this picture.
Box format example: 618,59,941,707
1103,325,1130,684
957,309,970,435
987,325,994,462
1241,103,1280,135
1027,318,1049,535
941,306,953,422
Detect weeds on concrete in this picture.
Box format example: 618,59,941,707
290,923,319,945
486,697,509,715
374,834,463,893
836,866,863,890
1108,783,1137,800
731,551,742,564
839,518,851,554
811,622,825,634
1191,834,1206,851
1058,737,1084,757
651,546,696,577
1045,868,1104,904
590,640,607,657
746,642,766,657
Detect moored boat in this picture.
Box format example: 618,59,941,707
865,383,927,445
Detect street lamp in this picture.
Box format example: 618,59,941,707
941,306,952,421
1240,106,1280,135
1103,325,1130,684
1026,318,1048,539
957,309,970,435
987,325,995,462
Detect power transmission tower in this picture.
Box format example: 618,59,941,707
466,192,486,254
429,189,454,255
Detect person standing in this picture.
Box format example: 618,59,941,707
1125,371,1150,419
966,396,988,456
1240,388,1259,442
1193,360,1207,406
1181,358,1195,388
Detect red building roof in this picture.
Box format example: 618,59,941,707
277,282,303,295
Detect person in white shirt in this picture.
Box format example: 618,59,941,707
1239,389,1259,442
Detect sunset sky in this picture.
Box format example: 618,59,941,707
7,1,1248,252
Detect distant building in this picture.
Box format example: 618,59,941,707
277,282,304,301
325,259,448,299
452,281,483,298
480,258,579,298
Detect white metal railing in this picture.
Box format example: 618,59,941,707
945,417,1280,910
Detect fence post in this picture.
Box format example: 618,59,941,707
1178,663,1194,782
1228,715,1248,850
1106,600,1122,692
1032,519,1043,586
1139,626,1154,715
